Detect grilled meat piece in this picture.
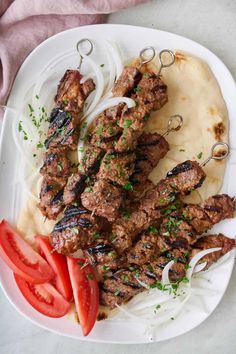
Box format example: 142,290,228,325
98,151,136,186
39,178,66,219
128,180,155,201
119,73,168,132
50,205,108,254
112,209,161,253
112,66,142,97
45,109,80,150
137,132,169,168
40,150,72,184
55,70,95,113
114,127,142,152
201,194,234,224
126,231,161,265
191,234,235,269
90,104,124,150
63,147,104,205
81,179,123,221
63,172,86,205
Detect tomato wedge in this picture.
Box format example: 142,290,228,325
67,257,99,336
0,220,54,284
14,273,71,318
35,235,73,301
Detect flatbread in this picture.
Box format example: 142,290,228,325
143,51,228,203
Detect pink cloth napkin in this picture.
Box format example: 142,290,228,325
0,0,148,111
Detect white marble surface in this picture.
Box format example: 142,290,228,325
1,1,236,353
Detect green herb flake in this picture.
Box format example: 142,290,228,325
197,152,203,159
100,64,105,68
87,273,94,280
171,317,175,321
148,226,158,233
84,186,93,193
123,119,133,129
134,85,141,93
28,104,34,113
144,114,150,122
123,182,133,191
102,265,110,272
155,304,161,310
179,149,185,152
35,95,39,100
114,289,121,296
36,141,44,149
96,124,104,136
93,231,101,240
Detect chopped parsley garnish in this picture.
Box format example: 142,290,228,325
18,121,28,140
102,265,110,271
161,204,177,216
155,304,161,310
148,226,158,233
63,99,69,105
36,141,44,149
87,273,94,280
121,208,131,219
123,119,133,128
93,231,101,240
100,64,105,67
197,152,203,159
134,85,141,92
109,233,117,241
123,182,133,191
108,251,116,258
28,104,34,113
35,95,39,100
96,124,104,136
84,186,93,193
122,275,129,283
179,148,185,152
114,289,121,296
171,317,175,320
144,114,150,122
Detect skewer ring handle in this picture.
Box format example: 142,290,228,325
166,114,183,133
201,142,230,166
76,38,94,68
139,46,156,66
157,49,175,75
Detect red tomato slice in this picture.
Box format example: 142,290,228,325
0,220,54,284
67,257,99,336
14,273,71,318
35,235,73,301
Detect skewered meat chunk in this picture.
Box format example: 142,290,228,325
55,70,95,113
40,150,72,183
44,109,80,150
119,73,168,132
63,173,86,205
98,151,136,186
201,194,234,224
81,179,123,221
90,104,124,149
39,178,66,219
112,66,142,97
191,234,235,269
79,146,104,175
50,204,109,254
112,160,206,253
114,127,142,152
137,132,169,168
63,147,104,205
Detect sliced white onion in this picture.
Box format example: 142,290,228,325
77,96,136,162
162,260,174,285
193,262,207,273
135,277,150,289
106,40,123,80
102,41,117,97
186,247,222,280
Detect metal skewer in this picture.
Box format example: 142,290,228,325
138,46,156,67
157,49,175,76
201,142,230,167
162,115,183,137
76,38,94,69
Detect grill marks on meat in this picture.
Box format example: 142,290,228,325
81,179,123,221
50,204,109,254
39,70,95,219
63,147,105,205
201,194,234,224
55,70,95,113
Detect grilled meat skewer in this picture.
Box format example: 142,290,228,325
39,70,95,219
100,233,235,309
